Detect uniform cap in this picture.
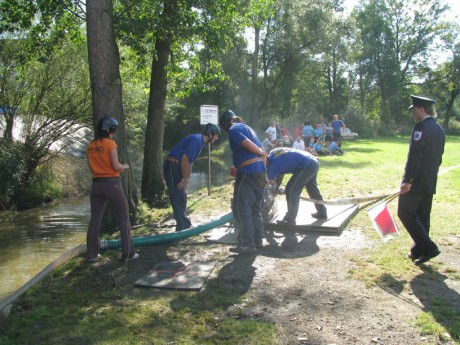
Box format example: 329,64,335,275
409,95,435,109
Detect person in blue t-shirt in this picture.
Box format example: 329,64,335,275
325,139,343,155
220,110,267,255
163,123,220,231
313,139,328,156
331,114,345,142
302,122,314,147
267,147,328,225
313,124,323,142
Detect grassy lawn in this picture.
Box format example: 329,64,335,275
0,136,459,344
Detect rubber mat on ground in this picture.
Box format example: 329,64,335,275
134,260,216,290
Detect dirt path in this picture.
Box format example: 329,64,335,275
114,221,459,345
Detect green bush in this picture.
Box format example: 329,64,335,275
345,108,376,138
15,166,61,210
0,141,25,209
445,118,460,135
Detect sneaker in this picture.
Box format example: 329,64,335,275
311,212,327,220
229,246,257,255
124,252,140,260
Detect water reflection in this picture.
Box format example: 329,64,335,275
0,196,90,302
0,162,231,303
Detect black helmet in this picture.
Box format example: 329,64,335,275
219,110,235,130
202,123,221,136
97,116,118,133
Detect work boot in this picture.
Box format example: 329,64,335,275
311,212,327,220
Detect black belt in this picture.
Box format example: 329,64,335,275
92,177,120,182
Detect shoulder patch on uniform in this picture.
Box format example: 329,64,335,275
413,131,422,141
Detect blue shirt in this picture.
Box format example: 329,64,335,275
302,125,314,137
329,141,341,151
313,143,322,151
267,147,316,180
314,127,323,137
228,123,265,174
332,120,344,134
168,134,204,163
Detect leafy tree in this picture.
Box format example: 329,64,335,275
0,36,92,207
352,0,448,127
113,0,248,206
253,0,335,126
86,0,139,220
424,26,460,130
0,37,28,141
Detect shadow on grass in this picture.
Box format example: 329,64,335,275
410,269,460,341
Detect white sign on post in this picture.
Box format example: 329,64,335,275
200,105,219,196
200,105,219,125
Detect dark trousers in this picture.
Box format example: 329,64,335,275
398,192,438,256
333,132,342,141
233,172,265,248
285,161,327,221
87,180,134,260
303,136,312,147
163,160,192,231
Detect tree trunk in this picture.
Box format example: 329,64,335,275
141,37,171,206
250,27,260,126
3,113,14,141
443,88,458,129
86,0,138,219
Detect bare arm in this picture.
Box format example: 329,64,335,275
110,148,129,172
177,154,191,190
240,139,267,164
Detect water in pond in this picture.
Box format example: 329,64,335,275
0,163,231,304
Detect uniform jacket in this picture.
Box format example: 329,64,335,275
402,117,445,194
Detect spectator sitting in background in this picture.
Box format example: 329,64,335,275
262,133,276,153
307,137,319,156
281,126,288,138
313,124,323,142
265,121,277,140
275,121,281,140
292,136,305,150
326,139,343,155
325,123,333,142
313,139,328,156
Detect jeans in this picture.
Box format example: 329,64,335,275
163,160,192,231
285,160,327,221
233,172,265,248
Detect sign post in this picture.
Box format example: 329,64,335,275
200,105,219,196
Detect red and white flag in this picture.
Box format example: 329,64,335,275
368,199,399,242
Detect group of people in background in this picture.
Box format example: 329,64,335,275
263,114,346,156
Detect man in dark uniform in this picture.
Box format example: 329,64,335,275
397,95,445,265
